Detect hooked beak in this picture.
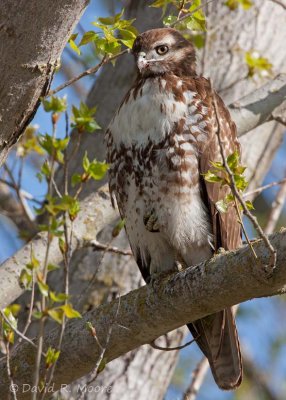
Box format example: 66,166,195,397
137,51,149,71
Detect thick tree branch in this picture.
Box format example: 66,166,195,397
0,0,88,166
0,187,117,309
0,230,286,399
229,74,286,136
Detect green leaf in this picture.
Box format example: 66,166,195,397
204,171,223,183
26,251,40,271
5,304,21,317
192,34,205,49
225,0,253,10
71,173,82,187
245,200,254,210
88,160,109,181
41,161,51,179
233,174,248,191
163,15,177,27
79,31,98,46
245,51,273,78
119,28,137,39
16,125,44,158
210,161,224,170
216,199,228,214
98,357,107,373
37,278,49,297
47,263,60,272
98,10,124,25
59,237,67,254
71,102,100,133
50,291,70,303
38,134,69,163
227,151,240,171
69,39,81,55
42,96,67,113
2,309,17,344
112,218,125,237
33,311,43,319
83,152,90,173
46,347,60,369
48,308,64,324
60,304,82,319
150,0,173,13
19,269,32,289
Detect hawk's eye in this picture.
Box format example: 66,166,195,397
155,45,169,55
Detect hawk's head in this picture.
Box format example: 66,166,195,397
132,28,196,78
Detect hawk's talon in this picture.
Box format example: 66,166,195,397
143,209,160,232
146,270,172,289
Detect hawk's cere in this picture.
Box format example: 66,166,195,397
106,28,242,390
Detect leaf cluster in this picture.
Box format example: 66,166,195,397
155,0,206,32
224,0,253,10
204,151,253,213
245,50,273,78
70,9,138,58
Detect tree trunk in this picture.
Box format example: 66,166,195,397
0,0,88,165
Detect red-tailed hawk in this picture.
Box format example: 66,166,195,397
106,28,242,390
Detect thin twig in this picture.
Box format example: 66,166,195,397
150,337,197,352
234,196,258,259
264,176,286,235
3,164,36,229
46,51,128,98
33,115,59,400
177,0,187,20
170,0,216,28
77,297,121,400
45,0,215,98
244,178,286,198
0,311,44,354
5,342,18,400
20,264,35,339
183,357,209,400
89,239,133,256
211,81,277,273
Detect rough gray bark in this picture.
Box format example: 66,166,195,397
0,229,286,400
0,0,88,166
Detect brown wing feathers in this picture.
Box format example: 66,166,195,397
188,78,242,390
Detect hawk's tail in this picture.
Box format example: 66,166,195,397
187,307,242,390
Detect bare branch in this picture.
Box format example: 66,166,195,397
264,176,286,234
229,74,286,137
0,230,286,399
244,178,286,198
88,239,132,256
183,357,209,400
46,50,129,98
170,0,216,27
150,337,197,352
